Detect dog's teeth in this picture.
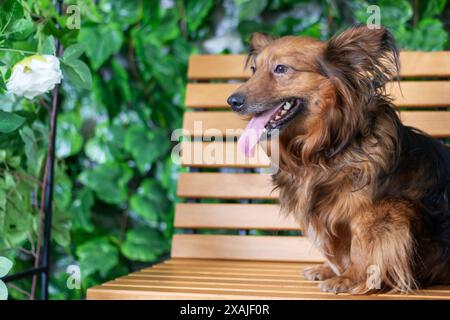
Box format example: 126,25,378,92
275,115,281,120
283,102,292,110
280,110,287,116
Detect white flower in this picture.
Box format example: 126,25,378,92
6,55,63,99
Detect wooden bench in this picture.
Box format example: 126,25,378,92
87,52,450,300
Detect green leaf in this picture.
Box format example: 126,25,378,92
235,0,268,21
395,18,448,51
0,0,24,33
8,17,33,40
41,35,56,55
186,0,214,34
0,256,13,277
61,59,92,90
0,111,26,133
19,126,38,175
62,43,86,61
354,0,412,30
414,18,448,51
85,122,126,164
79,162,132,204
78,24,124,70
421,0,447,19
121,227,168,262
106,0,142,28
0,280,7,300
70,188,94,232
0,72,5,93
130,179,167,224
56,113,83,158
76,238,118,277
124,125,171,174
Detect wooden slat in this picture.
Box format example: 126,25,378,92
390,81,450,107
151,264,310,275
187,52,450,80
87,259,450,300
174,203,299,230
399,112,450,137
180,140,270,168
171,234,324,262
108,278,450,299
177,172,276,199
164,258,307,269
400,51,450,77
183,111,450,138
185,81,450,108
188,55,251,80
87,283,450,300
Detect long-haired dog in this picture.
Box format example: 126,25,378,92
227,25,450,294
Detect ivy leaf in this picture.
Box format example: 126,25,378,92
124,125,171,174
0,256,13,277
61,58,92,90
0,280,7,300
414,18,448,51
78,24,124,70
420,0,447,19
120,227,169,262
84,122,126,164
107,0,141,29
40,35,56,55
70,188,94,232
19,126,38,175
130,180,167,224
0,73,5,93
236,0,268,21
76,238,118,277
62,43,86,61
79,162,133,205
186,0,214,34
56,113,83,159
0,111,26,133
396,18,448,51
8,17,33,40
0,0,24,33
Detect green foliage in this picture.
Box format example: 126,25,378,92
0,110,25,133
353,0,449,50
76,237,118,278
0,256,13,300
0,0,448,300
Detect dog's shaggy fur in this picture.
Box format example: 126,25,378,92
228,26,450,293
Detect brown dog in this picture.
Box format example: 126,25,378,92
227,25,450,294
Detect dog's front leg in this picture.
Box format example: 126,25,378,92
319,199,417,294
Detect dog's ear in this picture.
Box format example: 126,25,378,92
246,33,275,69
250,32,274,53
320,25,399,91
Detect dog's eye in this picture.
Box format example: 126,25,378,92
250,66,256,74
274,64,288,74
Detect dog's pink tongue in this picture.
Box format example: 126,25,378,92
238,107,280,157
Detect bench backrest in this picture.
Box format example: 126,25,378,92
171,52,450,262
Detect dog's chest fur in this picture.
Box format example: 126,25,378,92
272,165,371,258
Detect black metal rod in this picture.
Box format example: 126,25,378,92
40,0,63,300
2,267,47,283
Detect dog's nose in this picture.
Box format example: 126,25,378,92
227,94,246,111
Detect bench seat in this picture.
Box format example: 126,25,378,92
87,259,450,300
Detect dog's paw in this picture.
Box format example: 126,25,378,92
319,276,356,294
303,264,336,281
